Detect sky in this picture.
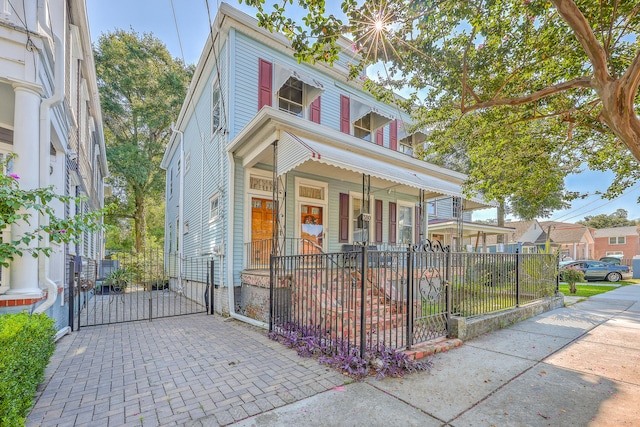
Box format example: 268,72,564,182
86,0,640,224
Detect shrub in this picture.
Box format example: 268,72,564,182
0,313,55,426
559,268,585,294
466,259,517,287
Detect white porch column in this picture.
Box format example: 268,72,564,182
7,84,42,295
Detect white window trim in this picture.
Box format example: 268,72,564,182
211,81,222,136
295,178,328,248
609,236,626,245
606,251,623,256
244,168,274,247
209,192,220,223
397,200,415,245
277,77,305,118
348,191,375,244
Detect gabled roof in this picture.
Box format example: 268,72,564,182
593,226,640,238
539,221,593,244
484,220,543,245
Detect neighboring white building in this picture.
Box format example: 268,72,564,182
161,3,492,322
0,0,107,333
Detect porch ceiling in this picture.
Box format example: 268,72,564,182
428,220,515,238
279,132,489,209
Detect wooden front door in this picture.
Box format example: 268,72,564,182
251,197,275,265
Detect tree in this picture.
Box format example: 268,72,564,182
94,30,192,252
577,208,637,228
241,0,640,216
0,154,106,266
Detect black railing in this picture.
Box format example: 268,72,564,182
270,245,558,357
245,238,324,270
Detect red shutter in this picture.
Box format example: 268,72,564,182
415,205,422,244
258,59,272,110
376,128,383,146
339,193,349,243
340,95,350,134
389,119,398,150
375,199,383,244
310,96,321,124
389,202,397,245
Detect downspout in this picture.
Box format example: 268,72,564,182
171,125,184,290
35,34,64,314
226,150,267,328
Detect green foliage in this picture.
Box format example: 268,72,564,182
0,154,108,267
104,267,133,292
466,259,516,287
95,30,192,252
0,313,55,426
559,268,585,294
558,283,618,298
577,209,637,228
240,0,640,219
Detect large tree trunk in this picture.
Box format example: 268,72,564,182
597,80,640,162
134,192,147,253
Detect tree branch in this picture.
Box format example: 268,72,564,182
461,77,593,113
552,0,611,83
619,50,640,108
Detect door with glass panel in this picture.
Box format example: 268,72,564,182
251,197,274,266
300,204,324,254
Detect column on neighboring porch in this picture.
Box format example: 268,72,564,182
7,84,42,295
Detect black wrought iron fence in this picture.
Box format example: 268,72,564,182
71,251,215,327
270,244,558,357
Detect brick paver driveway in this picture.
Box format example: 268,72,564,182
27,315,346,426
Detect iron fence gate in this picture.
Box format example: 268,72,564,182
70,251,215,328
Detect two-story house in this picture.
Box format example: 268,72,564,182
161,3,493,322
0,0,107,336
593,226,640,261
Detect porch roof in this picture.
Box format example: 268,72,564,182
428,219,515,238
227,108,495,210
278,132,488,209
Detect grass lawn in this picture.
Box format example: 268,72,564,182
559,283,621,298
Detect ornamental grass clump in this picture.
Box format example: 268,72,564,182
0,313,55,426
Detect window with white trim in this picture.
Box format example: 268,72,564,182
278,77,304,117
427,200,436,217
397,202,414,244
212,83,221,133
349,194,374,243
353,114,372,142
609,236,625,245
606,251,623,256
399,136,414,156
209,193,220,222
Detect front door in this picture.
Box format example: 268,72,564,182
251,197,274,265
300,204,323,254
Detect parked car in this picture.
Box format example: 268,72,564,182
599,256,622,265
559,260,629,282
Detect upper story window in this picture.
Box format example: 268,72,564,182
278,77,304,117
259,60,324,119
427,200,436,217
452,197,462,218
212,83,222,133
398,124,428,156
341,96,393,141
609,236,626,245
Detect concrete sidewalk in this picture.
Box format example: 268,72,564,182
228,285,640,427
27,285,640,426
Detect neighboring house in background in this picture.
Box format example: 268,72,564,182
484,220,594,258
0,0,107,335
484,220,552,253
161,3,493,321
593,226,640,261
539,221,594,260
